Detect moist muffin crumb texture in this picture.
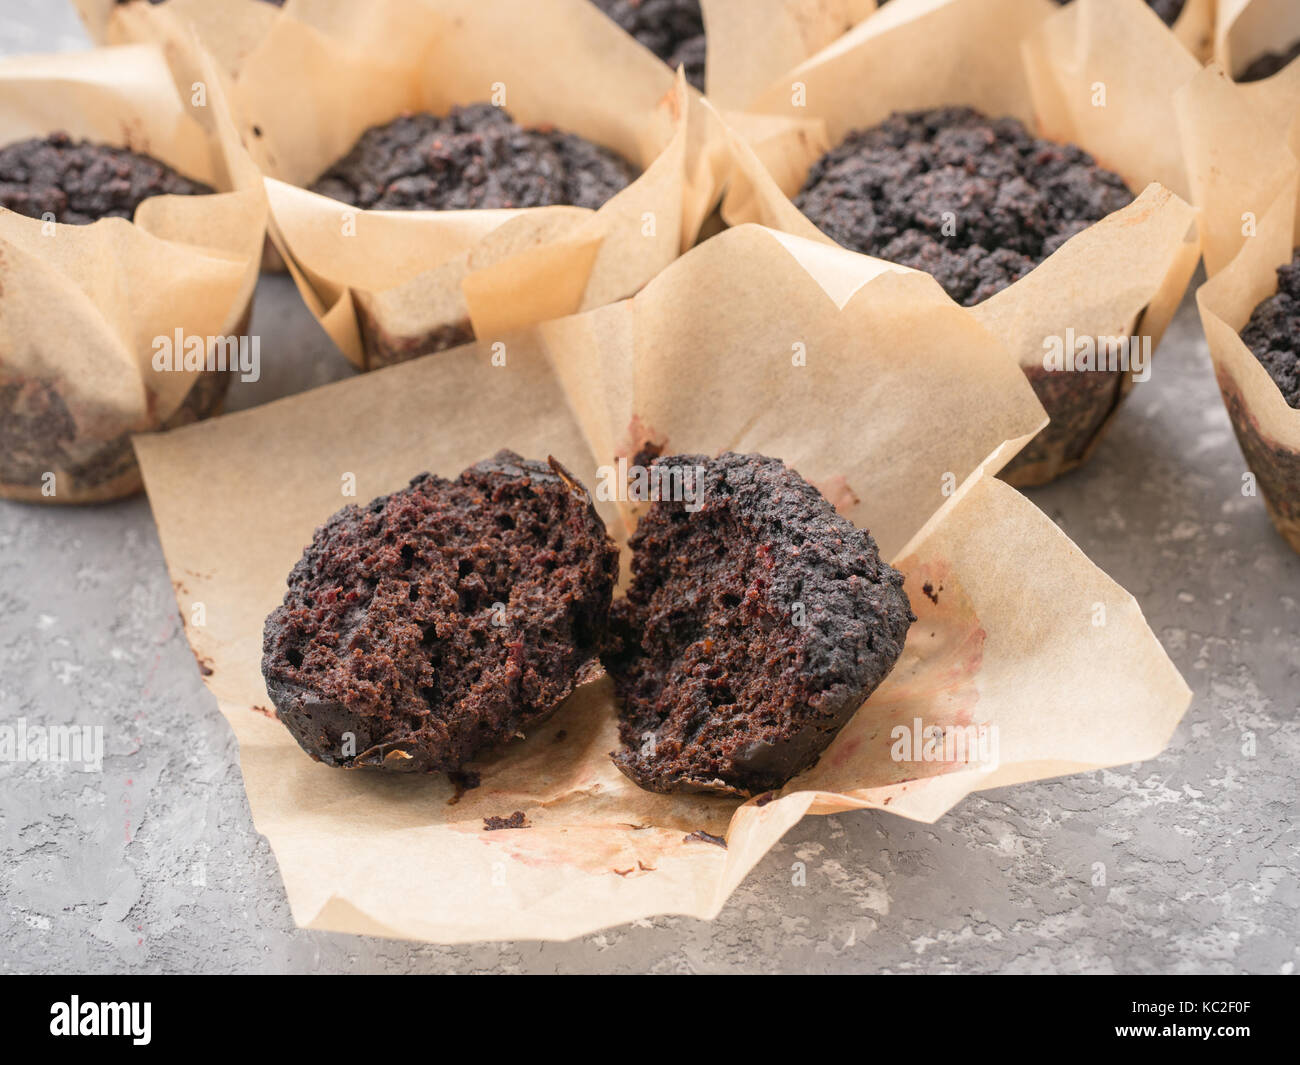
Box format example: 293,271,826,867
262,451,619,773
604,452,914,797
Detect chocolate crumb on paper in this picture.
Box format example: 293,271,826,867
484,811,529,831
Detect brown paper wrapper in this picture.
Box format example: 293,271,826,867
717,0,1201,487
134,224,1190,943
183,0,717,372
1182,66,1300,553
1214,0,1300,79
73,0,282,76
701,0,878,111
1169,0,1216,61
0,44,266,504
1177,62,1300,275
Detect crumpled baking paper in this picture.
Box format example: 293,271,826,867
716,0,1201,486
1181,62,1300,552
134,223,1190,943
0,43,265,503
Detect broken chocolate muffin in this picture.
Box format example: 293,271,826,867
793,106,1135,307
1238,40,1300,83
0,131,213,225
604,452,914,797
1240,250,1300,409
308,104,639,212
590,0,706,91
262,452,619,773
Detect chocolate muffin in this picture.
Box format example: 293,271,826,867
793,107,1134,307
0,131,224,501
590,0,706,91
262,452,619,774
604,452,914,797
1238,40,1300,83
1240,251,1300,409
308,104,639,212
0,131,213,225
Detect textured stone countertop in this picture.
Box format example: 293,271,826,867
1,2,1296,974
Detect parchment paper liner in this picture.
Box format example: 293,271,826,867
717,0,1201,487
701,0,877,111
1177,61,1300,276
1168,0,1216,61
0,43,266,504
1181,67,1300,552
159,0,723,371
1213,0,1300,80
134,224,1190,943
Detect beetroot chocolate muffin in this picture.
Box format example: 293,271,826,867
1239,40,1300,83
793,107,1134,307
604,452,914,797
308,104,639,212
262,452,619,774
590,0,706,91
0,131,223,501
1240,251,1300,409
0,131,213,225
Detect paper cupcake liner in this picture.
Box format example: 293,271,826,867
1179,57,1300,553
0,44,266,505
717,0,1200,487
134,224,1189,943
178,0,723,372
701,0,878,110
1195,184,1300,554
1168,0,1215,60
1213,0,1300,79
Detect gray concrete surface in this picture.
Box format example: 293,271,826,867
1,5,1297,975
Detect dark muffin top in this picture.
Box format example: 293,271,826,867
1238,40,1300,83
881,0,1183,23
1139,0,1187,26
604,452,914,797
1240,251,1300,409
0,132,213,226
590,0,706,91
308,104,639,212
793,106,1134,307
1043,0,1186,24
262,451,619,774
